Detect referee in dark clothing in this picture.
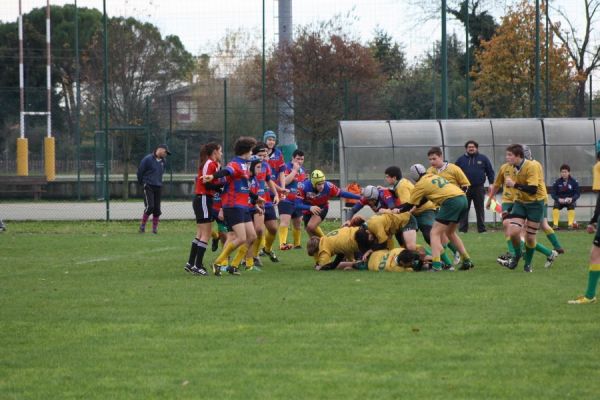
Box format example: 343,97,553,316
137,144,170,234
455,140,495,233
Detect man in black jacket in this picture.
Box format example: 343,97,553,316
137,144,171,234
455,140,495,233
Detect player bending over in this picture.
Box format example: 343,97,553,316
395,164,474,272
296,170,361,238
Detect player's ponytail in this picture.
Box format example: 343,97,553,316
199,142,221,167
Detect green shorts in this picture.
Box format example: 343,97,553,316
402,214,419,232
511,200,545,223
502,202,514,213
436,195,468,224
414,210,435,229
543,203,548,219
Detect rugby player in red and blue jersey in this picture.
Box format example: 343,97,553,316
345,185,400,219
201,137,264,276
278,150,307,250
253,143,281,262
296,170,361,238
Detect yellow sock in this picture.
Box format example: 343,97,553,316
552,209,560,226
293,227,302,246
543,226,555,235
252,236,262,256
279,226,289,246
260,234,266,250
314,226,325,238
230,244,248,267
568,210,575,227
214,242,236,266
265,230,276,252
211,230,219,240
245,257,254,268
461,251,470,261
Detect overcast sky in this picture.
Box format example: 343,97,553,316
1,0,598,80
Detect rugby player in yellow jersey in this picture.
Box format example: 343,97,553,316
523,145,565,256
489,147,559,269
395,164,474,272
487,159,519,259
426,147,470,190
498,144,548,272
366,247,415,272
384,166,437,245
335,245,430,272
425,148,470,266
350,212,419,255
306,226,362,270
568,151,600,304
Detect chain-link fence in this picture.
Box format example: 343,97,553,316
1,1,600,221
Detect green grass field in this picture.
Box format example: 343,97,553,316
1,220,600,399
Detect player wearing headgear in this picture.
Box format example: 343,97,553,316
277,149,307,250
185,142,223,276
201,136,263,276
306,226,361,270
395,164,473,272
345,185,400,219
296,170,361,238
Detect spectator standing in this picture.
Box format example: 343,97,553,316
137,144,170,234
455,140,495,233
551,164,580,229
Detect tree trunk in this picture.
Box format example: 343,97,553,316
309,133,318,172
575,79,586,117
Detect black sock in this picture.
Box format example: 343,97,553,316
187,238,200,266
195,240,208,268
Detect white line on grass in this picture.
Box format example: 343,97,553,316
75,247,177,265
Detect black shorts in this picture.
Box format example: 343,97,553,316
264,205,277,222
303,207,329,226
553,202,576,211
193,195,214,223
278,200,302,218
223,207,252,228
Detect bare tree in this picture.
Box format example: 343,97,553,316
549,0,600,116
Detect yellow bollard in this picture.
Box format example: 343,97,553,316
44,136,56,181
16,137,28,176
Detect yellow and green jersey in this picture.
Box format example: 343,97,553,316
493,162,517,203
593,161,600,191
394,178,437,215
512,159,547,203
366,213,413,245
316,226,359,266
409,173,466,207
426,162,470,188
367,247,412,272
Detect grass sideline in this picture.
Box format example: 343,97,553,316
1,220,599,399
